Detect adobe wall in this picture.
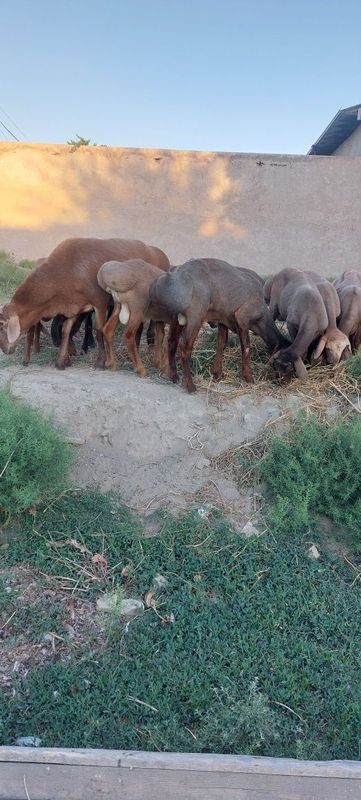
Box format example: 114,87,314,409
1,142,360,276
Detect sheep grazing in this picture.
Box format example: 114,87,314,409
97,259,173,375
333,270,361,350
0,238,169,369
264,268,350,381
149,258,288,393
303,271,351,364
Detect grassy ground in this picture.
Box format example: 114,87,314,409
0,479,360,759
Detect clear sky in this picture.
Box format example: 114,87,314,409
1,0,361,154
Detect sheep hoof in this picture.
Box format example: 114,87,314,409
169,371,179,384
182,378,197,393
212,370,224,382
137,367,147,378
243,373,255,384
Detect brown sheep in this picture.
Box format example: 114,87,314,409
149,258,288,392
0,238,169,369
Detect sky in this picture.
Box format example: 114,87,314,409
1,0,361,155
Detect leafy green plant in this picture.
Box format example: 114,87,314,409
67,134,92,148
344,351,361,385
0,391,71,515
18,259,35,270
259,415,361,550
0,251,29,294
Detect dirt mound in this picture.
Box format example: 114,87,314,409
0,365,302,520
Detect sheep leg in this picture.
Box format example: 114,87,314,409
23,326,35,366
33,322,42,353
95,306,108,369
135,322,144,349
179,322,201,393
352,325,361,350
102,304,121,370
123,314,147,377
167,318,183,383
236,324,254,383
147,320,155,348
81,312,96,353
68,336,77,356
56,316,78,369
211,323,229,381
154,321,166,369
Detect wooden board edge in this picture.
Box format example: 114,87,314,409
0,747,360,778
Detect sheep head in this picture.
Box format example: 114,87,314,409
0,307,21,354
313,330,351,366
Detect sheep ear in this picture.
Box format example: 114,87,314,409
263,277,273,303
294,357,308,381
341,345,352,360
7,315,21,344
313,335,327,360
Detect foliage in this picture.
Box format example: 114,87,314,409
18,258,35,270
0,251,29,295
344,351,361,385
0,490,359,759
0,391,71,515
259,415,361,552
67,134,92,148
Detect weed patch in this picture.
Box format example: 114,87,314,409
0,251,31,296
259,415,361,553
0,390,71,515
344,351,361,386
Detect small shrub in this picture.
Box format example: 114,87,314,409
196,679,280,753
0,251,29,293
18,259,35,270
0,391,71,515
259,415,361,549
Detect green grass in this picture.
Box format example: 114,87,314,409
0,390,71,516
0,489,359,759
0,250,33,297
259,415,361,554
344,351,361,385
0,576,66,642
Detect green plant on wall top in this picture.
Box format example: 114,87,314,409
67,134,93,148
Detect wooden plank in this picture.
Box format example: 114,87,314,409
0,747,121,768
0,763,121,800
1,762,361,800
118,751,361,779
0,747,360,779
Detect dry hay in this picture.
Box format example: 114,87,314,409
191,326,361,420
1,320,360,420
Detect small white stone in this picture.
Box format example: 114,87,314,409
120,599,144,620
154,574,168,589
242,521,260,538
308,544,321,560
15,736,42,747
96,593,120,612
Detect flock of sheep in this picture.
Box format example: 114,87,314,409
0,235,359,392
